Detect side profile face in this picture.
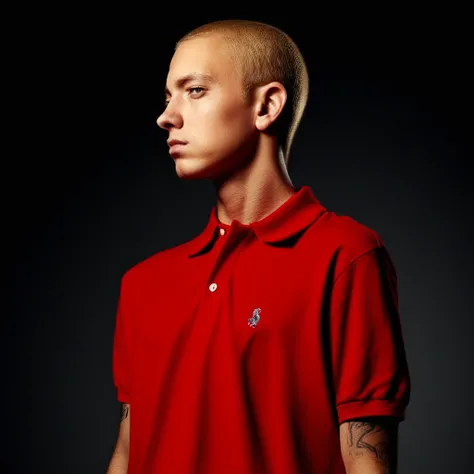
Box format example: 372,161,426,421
156,35,259,181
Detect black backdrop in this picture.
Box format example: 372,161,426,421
10,8,472,474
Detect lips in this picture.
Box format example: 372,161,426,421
167,139,187,147
168,140,187,157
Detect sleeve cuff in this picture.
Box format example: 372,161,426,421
117,387,130,404
337,398,407,424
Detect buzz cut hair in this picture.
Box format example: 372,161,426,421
176,19,310,167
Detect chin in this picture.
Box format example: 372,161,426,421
174,160,216,180
173,151,238,182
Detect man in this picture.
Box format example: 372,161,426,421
106,19,411,474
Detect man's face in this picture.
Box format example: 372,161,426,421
157,35,258,181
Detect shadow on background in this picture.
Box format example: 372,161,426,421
10,8,472,474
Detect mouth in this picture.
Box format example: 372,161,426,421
167,138,187,146
169,143,187,156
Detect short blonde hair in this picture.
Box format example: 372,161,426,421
176,19,310,166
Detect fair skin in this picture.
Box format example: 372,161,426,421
156,34,297,225
339,417,399,473
107,33,399,473
106,403,130,474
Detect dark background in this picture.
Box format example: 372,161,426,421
10,8,472,474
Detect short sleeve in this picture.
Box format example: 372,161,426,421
330,246,411,424
112,276,132,403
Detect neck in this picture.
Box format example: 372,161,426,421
212,140,297,226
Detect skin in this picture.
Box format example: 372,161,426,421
121,403,129,422
340,417,399,473
156,34,297,226
106,403,130,473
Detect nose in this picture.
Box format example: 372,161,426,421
156,102,183,130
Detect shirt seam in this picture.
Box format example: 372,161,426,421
332,245,385,286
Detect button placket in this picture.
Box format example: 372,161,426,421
205,224,250,299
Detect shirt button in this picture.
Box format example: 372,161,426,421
219,228,226,236
209,283,218,292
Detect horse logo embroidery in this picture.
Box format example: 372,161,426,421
248,308,261,328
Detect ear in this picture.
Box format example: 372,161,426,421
254,82,287,132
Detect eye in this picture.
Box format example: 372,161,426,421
188,87,205,96
163,87,205,107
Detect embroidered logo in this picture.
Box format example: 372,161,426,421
248,308,261,328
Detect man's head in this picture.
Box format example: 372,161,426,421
156,19,309,182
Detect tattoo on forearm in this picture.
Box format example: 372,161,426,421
121,403,129,421
347,420,395,466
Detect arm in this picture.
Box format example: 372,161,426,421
339,416,399,474
106,403,131,474
330,247,410,472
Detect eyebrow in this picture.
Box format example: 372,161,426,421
164,73,215,97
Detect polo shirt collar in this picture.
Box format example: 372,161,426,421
187,185,326,258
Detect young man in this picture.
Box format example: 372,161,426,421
107,19,411,474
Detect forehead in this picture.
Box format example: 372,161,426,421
165,35,238,92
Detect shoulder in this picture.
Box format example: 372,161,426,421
119,238,196,292
307,209,389,276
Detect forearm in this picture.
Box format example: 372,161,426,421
345,458,394,474
340,417,399,474
106,448,129,474
107,403,131,473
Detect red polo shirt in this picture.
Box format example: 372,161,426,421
112,185,410,474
